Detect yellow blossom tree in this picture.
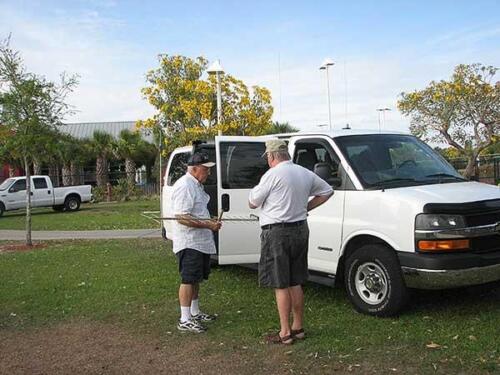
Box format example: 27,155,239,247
398,64,499,178
137,55,273,154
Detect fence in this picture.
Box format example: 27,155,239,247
447,154,500,185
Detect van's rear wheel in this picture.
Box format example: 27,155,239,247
64,196,81,212
345,244,408,317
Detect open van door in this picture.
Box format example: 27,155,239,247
215,136,270,264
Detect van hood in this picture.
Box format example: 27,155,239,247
384,181,500,208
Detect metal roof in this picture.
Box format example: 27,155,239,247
60,121,154,143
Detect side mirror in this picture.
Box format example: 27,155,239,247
9,187,17,193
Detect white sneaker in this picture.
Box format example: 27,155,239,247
192,311,217,322
177,319,206,333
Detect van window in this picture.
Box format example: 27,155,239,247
167,152,190,186
293,139,340,185
33,178,48,189
220,142,268,189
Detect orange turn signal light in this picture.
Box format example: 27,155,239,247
418,239,470,252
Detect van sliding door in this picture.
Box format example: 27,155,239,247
216,136,269,264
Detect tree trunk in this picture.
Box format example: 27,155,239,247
8,165,16,177
24,156,32,247
96,155,109,187
48,164,59,187
125,158,136,194
62,164,72,186
464,151,480,180
33,159,42,175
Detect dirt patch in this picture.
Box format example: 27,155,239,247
0,321,334,375
0,242,47,253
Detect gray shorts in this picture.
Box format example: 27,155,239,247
258,222,309,288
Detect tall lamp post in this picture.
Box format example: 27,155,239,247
320,58,335,131
207,59,225,136
376,107,391,131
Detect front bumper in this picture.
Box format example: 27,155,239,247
397,251,500,289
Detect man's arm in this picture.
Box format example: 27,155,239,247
307,192,333,212
175,214,221,231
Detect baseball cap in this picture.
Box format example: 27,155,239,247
187,152,216,167
262,139,288,157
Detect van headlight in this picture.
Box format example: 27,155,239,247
415,214,466,230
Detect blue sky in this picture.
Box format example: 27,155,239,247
1,0,499,132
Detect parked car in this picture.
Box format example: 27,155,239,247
161,130,500,316
0,175,92,216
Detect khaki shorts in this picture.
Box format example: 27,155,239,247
258,223,309,288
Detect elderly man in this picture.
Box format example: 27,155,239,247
249,140,333,345
171,152,221,333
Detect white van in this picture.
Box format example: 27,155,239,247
162,130,500,316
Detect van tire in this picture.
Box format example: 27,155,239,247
64,195,81,212
0,202,4,217
345,244,408,317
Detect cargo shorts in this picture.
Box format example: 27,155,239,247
258,223,310,288
176,248,211,284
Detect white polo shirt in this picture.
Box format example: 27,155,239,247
171,173,216,255
249,161,333,226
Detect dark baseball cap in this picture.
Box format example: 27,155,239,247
187,152,216,167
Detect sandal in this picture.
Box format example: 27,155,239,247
265,332,294,345
291,328,305,340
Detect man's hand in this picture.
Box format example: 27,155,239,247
208,219,222,232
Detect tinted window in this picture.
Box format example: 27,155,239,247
293,140,340,186
33,178,48,189
220,142,268,189
167,152,189,186
11,179,26,192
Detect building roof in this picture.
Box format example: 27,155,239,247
60,121,154,143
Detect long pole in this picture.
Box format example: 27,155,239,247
326,66,332,131
216,72,222,136
158,127,163,230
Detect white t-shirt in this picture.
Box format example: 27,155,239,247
249,160,333,226
171,173,216,255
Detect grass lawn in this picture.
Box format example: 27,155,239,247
0,199,160,230
1,239,499,374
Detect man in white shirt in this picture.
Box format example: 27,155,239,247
171,152,221,333
249,140,333,344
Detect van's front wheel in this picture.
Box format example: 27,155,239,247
345,244,408,317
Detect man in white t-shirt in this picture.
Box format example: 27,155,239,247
249,140,333,345
171,152,221,333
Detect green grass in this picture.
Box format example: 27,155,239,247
0,239,499,374
0,199,159,230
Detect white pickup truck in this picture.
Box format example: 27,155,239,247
0,175,92,216
162,130,500,316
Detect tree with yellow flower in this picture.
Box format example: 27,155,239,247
137,55,273,155
398,64,499,179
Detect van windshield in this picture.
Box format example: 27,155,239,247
334,134,466,189
0,178,15,191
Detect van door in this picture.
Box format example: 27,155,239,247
216,136,269,264
289,136,347,274
162,149,191,239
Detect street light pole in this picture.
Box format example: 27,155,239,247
207,59,225,136
320,58,335,131
376,108,391,131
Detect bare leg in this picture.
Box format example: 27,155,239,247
275,288,292,338
179,283,194,307
289,285,304,331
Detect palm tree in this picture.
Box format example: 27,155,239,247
91,130,114,187
268,121,299,134
113,129,142,192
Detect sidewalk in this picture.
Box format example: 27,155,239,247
0,229,162,241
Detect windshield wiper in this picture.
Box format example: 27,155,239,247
368,178,419,189
424,173,466,181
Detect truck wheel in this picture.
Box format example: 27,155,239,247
345,244,408,317
52,205,65,212
0,203,4,217
64,196,81,212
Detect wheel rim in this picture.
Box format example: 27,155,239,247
354,262,388,305
68,200,78,210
